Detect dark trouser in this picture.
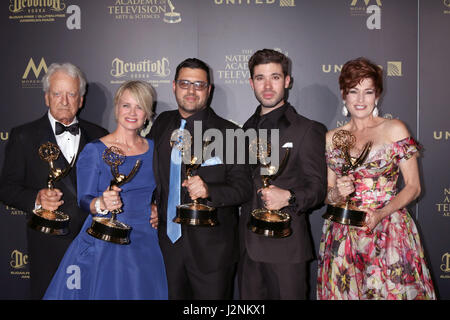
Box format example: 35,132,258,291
160,236,236,300
238,250,308,300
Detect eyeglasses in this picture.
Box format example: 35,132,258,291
176,80,209,91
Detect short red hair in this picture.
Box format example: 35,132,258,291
339,57,383,98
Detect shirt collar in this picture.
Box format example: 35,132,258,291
179,106,209,131
256,102,289,129
48,111,78,135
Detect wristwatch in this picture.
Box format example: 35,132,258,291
94,197,108,215
288,189,296,205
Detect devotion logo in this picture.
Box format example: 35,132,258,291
10,249,30,279
110,57,171,87
441,252,450,279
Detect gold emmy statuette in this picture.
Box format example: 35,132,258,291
29,142,75,235
322,130,372,226
86,146,141,245
163,0,181,23
248,139,292,238
174,135,218,227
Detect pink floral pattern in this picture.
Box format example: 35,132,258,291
317,137,436,300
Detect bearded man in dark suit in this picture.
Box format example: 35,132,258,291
238,49,328,299
0,63,108,299
148,58,252,299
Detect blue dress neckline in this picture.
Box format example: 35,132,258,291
98,138,151,157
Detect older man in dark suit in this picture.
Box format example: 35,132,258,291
238,49,328,299
0,63,108,299
148,58,252,299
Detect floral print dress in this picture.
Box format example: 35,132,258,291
317,137,436,300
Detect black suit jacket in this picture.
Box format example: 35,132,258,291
0,113,108,299
240,104,327,264
149,108,252,274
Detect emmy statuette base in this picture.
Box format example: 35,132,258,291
322,204,366,227
248,209,292,238
29,208,70,236
174,203,218,226
87,216,131,245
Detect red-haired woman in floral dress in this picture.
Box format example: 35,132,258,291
317,57,436,300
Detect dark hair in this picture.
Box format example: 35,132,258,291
174,58,210,84
248,49,290,78
339,57,383,98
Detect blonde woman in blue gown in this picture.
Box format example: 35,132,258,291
44,81,168,299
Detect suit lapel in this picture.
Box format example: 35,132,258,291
274,106,296,182
69,122,99,194
61,123,92,198
276,105,296,153
77,122,89,159
157,112,179,152
39,115,78,198
36,114,57,146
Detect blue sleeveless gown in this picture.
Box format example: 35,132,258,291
44,139,168,300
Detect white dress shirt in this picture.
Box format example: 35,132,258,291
48,111,80,163
34,112,81,210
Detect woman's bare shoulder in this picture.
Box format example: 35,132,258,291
380,118,411,142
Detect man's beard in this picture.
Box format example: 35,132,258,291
177,95,207,116
256,92,285,109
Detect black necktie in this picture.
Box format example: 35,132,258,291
55,122,80,136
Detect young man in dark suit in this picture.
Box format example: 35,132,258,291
238,49,328,299
0,63,108,299
148,58,252,299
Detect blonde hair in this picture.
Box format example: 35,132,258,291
114,80,155,120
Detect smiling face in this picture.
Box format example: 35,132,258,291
115,89,147,131
173,67,211,118
249,62,290,115
44,71,83,125
343,77,379,119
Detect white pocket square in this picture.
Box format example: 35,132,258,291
201,156,223,167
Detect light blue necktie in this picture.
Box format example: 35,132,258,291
166,119,186,243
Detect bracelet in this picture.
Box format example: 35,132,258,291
94,197,108,215
327,187,342,205
326,188,335,204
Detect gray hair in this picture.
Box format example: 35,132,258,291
42,62,87,96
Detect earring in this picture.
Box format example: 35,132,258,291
372,107,378,117
139,119,152,137
372,101,379,117
341,101,348,117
